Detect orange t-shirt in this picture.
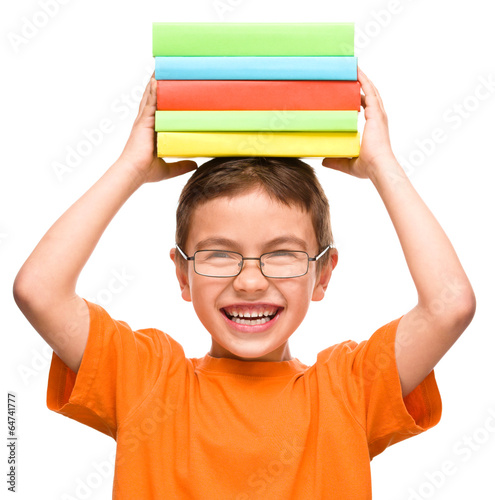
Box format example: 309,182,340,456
47,299,442,499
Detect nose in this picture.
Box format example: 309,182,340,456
233,258,269,292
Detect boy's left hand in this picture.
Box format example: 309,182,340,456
322,67,396,179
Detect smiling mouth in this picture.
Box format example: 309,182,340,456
221,307,282,326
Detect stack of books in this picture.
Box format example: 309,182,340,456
152,22,360,158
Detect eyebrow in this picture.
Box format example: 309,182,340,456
194,235,309,252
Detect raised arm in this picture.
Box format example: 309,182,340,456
13,75,197,374
322,67,476,398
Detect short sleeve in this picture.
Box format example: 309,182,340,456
46,299,185,439
319,316,442,459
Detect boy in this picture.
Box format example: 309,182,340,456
13,68,475,499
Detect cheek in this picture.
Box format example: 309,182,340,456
282,279,314,309
189,277,224,309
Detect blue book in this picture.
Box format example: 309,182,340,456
154,56,358,81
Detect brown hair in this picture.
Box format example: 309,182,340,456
175,156,333,276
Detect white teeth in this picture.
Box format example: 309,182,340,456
224,307,279,318
231,317,271,325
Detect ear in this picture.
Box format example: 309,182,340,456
170,247,192,302
311,248,338,302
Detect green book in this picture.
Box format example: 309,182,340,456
152,22,354,56
155,111,358,132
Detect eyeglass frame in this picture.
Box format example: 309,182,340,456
174,243,332,279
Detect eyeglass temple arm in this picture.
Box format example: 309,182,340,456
310,245,332,262
175,244,194,261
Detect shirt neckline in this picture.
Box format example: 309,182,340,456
195,353,308,377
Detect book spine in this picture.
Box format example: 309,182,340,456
155,111,358,132
156,80,361,111
154,56,358,81
157,132,360,157
152,22,354,56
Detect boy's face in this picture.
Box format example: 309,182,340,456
170,187,338,362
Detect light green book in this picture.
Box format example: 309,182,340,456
155,111,358,132
152,22,354,56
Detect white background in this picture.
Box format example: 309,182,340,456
3,0,494,498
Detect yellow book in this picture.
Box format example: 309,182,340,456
157,131,360,158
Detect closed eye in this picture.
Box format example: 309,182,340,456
206,251,237,259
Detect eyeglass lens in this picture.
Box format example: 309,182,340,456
194,250,309,278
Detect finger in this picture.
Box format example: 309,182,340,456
137,75,154,117
361,92,383,113
358,67,386,113
357,68,382,109
144,76,158,114
322,157,351,173
161,159,198,179
366,79,386,113
357,67,375,96
149,75,157,100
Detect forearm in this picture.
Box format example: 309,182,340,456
15,159,144,301
369,158,475,319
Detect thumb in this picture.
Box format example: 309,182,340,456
322,157,352,174
161,159,198,179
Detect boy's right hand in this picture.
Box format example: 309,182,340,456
117,72,197,185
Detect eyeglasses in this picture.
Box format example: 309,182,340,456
175,244,331,279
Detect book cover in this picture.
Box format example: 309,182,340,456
152,22,354,56
157,131,360,157
154,56,358,81
156,80,361,111
155,110,358,132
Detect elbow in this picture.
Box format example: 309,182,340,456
13,272,33,312
442,289,476,334
13,270,44,313
14,268,75,314
457,289,476,328
419,286,476,334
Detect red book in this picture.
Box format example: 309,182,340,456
157,80,361,111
